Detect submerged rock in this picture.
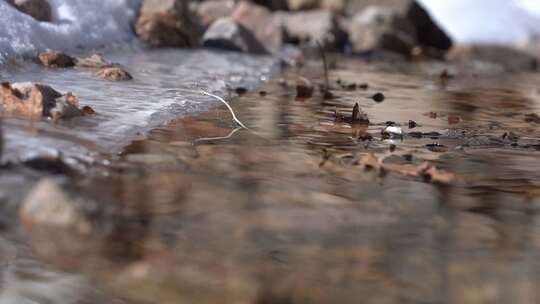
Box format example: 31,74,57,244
7,0,52,22
232,1,284,53
38,51,76,68
197,0,235,28
135,0,200,48
277,10,348,51
202,17,268,54
0,82,86,119
20,178,91,233
74,54,112,69
96,66,133,81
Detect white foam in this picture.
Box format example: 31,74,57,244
0,0,141,63
420,0,540,44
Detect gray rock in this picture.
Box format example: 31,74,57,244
135,0,201,48
232,1,284,53
349,6,416,55
202,17,268,54
7,0,52,22
276,9,348,51
348,1,452,56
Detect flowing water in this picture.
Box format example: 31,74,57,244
2,53,540,303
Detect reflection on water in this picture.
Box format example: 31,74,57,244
2,56,540,303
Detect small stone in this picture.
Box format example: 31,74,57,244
96,67,133,81
408,120,417,129
372,92,385,102
235,87,248,95
296,77,314,99
38,51,76,68
382,125,403,138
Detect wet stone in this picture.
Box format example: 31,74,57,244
38,51,76,68
96,66,133,81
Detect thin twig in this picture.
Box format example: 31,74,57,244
316,40,329,90
201,90,249,130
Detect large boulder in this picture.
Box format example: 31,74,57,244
348,1,452,56
0,82,85,120
202,17,268,54
197,0,235,29
276,10,348,51
7,0,52,22
135,0,200,48
232,1,284,53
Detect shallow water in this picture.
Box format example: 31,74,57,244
0,47,275,162
2,55,540,303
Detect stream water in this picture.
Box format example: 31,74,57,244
2,54,540,303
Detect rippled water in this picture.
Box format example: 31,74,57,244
0,47,275,162
2,55,540,303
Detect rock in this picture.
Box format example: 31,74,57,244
287,0,318,11
38,51,76,68
135,0,200,48
252,0,289,11
348,6,416,55
7,0,52,22
20,178,91,233
277,10,348,51
197,0,235,28
202,17,268,54
320,0,345,13
96,67,133,81
447,45,539,72
296,77,314,99
348,1,452,56
74,54,111,69
232,1,284,53
0,82,84,119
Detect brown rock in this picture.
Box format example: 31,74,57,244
232,1,284,53
135,0,201,48
277,9,348,51
74,54,111,69
197,0,235,28
0,82,84,119
96,67,133,81
38,51,76,68
202,17,268,54
296,77,314,99
287,0,318,10
7,0,52,22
